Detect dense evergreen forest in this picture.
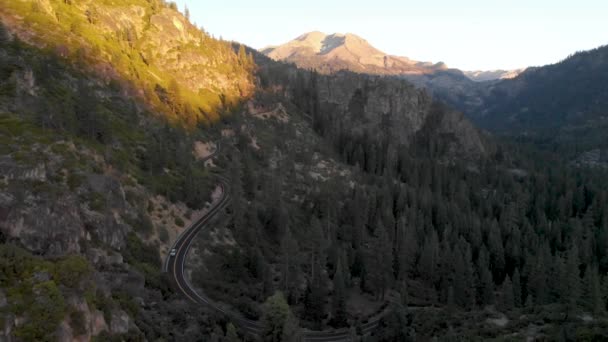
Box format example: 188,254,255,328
187,54,608,340
1,2,608,340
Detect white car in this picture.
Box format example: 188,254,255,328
170,249,177,257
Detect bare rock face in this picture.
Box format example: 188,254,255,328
110,310,130,335
0,143,139,257
0,191,84,256
317,73,431,142
301,71,490,159
0,177,130,257
0,313,13,342
54,296,109,342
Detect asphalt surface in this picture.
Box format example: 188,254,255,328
163,141,387,341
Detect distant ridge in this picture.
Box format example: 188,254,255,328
261,31,522,81
463,69,524,82
261,31,448,76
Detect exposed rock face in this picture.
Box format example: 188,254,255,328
52,296,109,342
574,149,608,168
306,71,491,159
110,310,130,334
0,157,133,256
0,191,83,256
316,72,432,142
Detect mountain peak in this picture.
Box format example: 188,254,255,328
262,31,445,76
296,31,327,41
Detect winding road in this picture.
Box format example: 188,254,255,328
163,142,387,341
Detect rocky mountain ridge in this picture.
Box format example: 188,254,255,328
262,31,522,82
463,69,524,82
262,31,448,76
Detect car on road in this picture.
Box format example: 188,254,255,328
170,248,177,257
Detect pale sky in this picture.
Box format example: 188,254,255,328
174,0,608,71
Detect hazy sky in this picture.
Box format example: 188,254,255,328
174,0,607,71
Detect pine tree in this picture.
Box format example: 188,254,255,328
281,227,300,303
480,266,494,306
224,323,239,342
210,325,224,342
184,5,190,20
244,205,261,246
502,276,514,311
563,245,581,315
397,219,418,280
602,275,608,313
528,250,548,305
447,285,456,312
261,292,300,342
583,265,604,315
230,153,246,242
453,247,468,308
463,243,477,309
488,220,505,281
238,44,249,67
525,293,534,308
399,280,409,307
365,225,393,300
377,226,394,299
418,230,439,285
309,217,327,285
303,281,325,329
332,258,347,327
512,268,522,307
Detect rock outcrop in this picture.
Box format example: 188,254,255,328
284,70,491,160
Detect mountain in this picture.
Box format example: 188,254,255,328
262,31,524,83
469,44,608,155
463,69,524,82
1,0,255,125
261,31,525,119
2,2,608,341
0,2,495,340
262,31,448,76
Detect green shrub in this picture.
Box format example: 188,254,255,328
129,213,154,237
174,216,184,227
125,189,140,207
112,291,139,317
69,309,87,336
159,226,169,243
88,192,106,211
12,280,67,342
67,172,83,190
53,255,91,288
123,232,160,268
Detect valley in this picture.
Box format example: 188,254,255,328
1,1,608,342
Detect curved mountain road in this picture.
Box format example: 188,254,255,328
163,141,387,341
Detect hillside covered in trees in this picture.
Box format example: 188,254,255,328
0,1,608,341
455,45,608,158
188,53,608,340
1,0,255,126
